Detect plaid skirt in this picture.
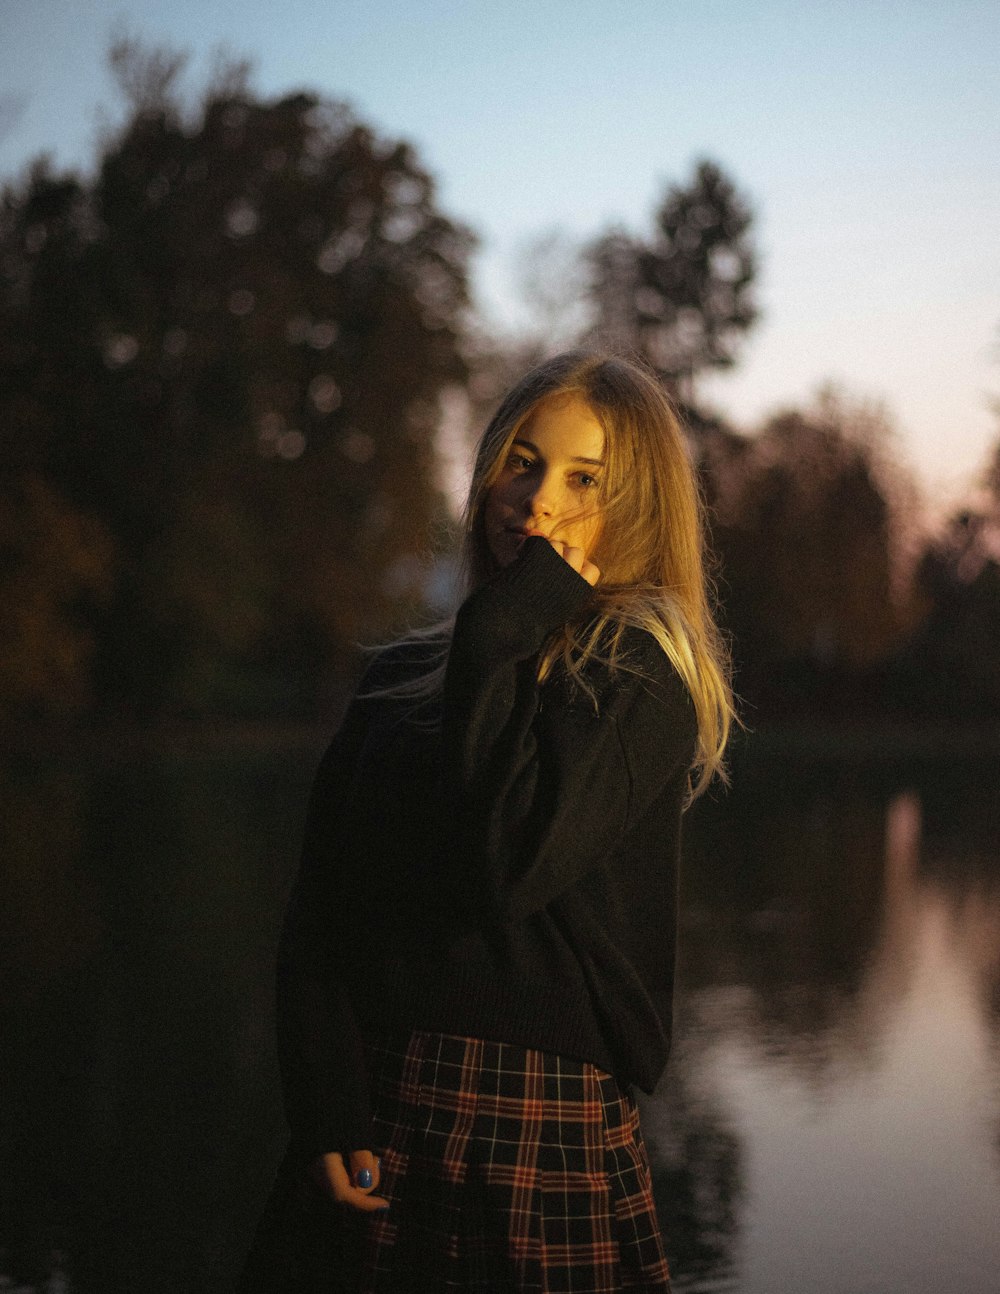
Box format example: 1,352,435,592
242,1031,671,1294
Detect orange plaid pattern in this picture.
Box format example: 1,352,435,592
351,1031,672,1293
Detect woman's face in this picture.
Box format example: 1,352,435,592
484,394,605,570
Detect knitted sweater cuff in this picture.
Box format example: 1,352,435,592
455,535,595,652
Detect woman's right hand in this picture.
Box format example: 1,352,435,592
311,1149,389,1211
544,538,601,587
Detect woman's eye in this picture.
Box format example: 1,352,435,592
576,472,600,490
509,453,534,471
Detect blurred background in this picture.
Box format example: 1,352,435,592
1,3,998,1291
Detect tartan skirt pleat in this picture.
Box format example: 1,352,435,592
344,1031,672,1293
240,1030,671,1293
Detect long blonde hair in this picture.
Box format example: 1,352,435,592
373,349,735,798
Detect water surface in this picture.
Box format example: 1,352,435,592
2,744,998,1292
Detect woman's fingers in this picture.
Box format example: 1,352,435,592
579,557,601,586
348,1148,380,1192
547,539,601,587
313,1151,389,1212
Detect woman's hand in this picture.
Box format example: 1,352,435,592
545,538,600,587
311,1149,389,1212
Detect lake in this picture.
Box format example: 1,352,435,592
2,737,998,1292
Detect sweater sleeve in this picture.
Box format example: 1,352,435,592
275,694,375,1159
442,536,697,924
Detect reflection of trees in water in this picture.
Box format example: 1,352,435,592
641,1037,744,1292
931,876,1000,1160
917,770,1000,1163
0,761,101,1288
2,753,313,1292
663,767,1000,1285
680,773,889,1086
7,754,1000,1289
682,770,1000,1081
635,775,893,1290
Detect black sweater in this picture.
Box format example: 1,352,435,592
276,537,698,1157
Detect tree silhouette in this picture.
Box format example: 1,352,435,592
900,436,1000,716
585,160,757,401
0,42,474,719
703,390,914,713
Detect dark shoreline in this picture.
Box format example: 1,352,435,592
5,715,1000,767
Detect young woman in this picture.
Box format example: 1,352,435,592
243,350,734,1292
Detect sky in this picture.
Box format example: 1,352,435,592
2,0,998,508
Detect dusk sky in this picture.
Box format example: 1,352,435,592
2,0,998,507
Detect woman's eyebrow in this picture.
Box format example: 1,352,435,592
513,438,605,467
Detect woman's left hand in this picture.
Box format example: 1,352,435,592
311,1149,389,1211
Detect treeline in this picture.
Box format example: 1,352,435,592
2,43,998,728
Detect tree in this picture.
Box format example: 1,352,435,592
703,390,915,713
0,475,114,722
900,436,1000,716
585,160,757,401
0,41,474,718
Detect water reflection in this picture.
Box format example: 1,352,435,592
2,751,999,1292
649,771,1000,1294
1,751,310,1293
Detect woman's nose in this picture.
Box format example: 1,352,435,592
523,472,556,518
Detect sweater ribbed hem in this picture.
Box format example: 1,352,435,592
354,958,619,1082
495,535,596,627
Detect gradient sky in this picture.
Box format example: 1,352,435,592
2,0,998,506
